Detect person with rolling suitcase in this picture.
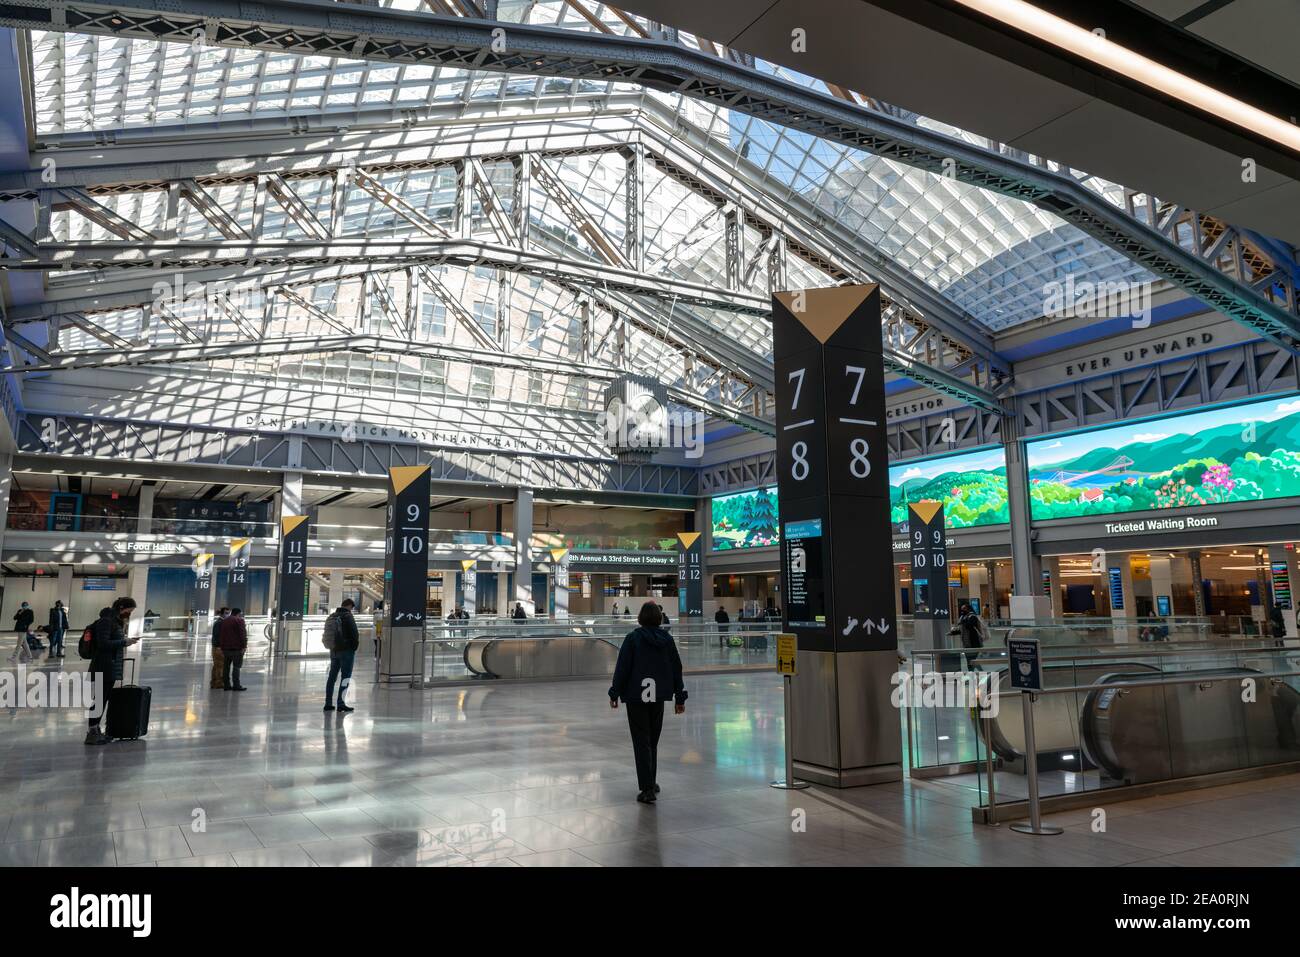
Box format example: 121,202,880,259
83,597,142,746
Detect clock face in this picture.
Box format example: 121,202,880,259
630,395,665,445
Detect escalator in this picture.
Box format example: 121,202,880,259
1080,668,1300,785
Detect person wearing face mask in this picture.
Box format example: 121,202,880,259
84,597,141,745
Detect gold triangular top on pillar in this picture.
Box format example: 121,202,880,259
390,465,430,495
774,284,879,344
676,531,701,550
230,538,250,553
549,548,569,562
461,559,477,572
908,500,944,525
281,515,308,535
195,552,214,567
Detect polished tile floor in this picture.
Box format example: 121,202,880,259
2,639,1298,866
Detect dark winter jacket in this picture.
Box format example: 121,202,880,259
211,615,226,647
49,606,69,633
88,607,131,681
609,626,687,705
13,606,33,633
334,607,360,654
949,610,986,649
1270,606,1287,640
219,615,248,653
714,609,730,625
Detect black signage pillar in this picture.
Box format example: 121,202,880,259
676,531,703,618
380,465,431,679
277,516,309,653
226,538,251,612
907,501,950,650
773,285,901,787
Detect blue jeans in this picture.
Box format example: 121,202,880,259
325,650,356,707
49,629,64,656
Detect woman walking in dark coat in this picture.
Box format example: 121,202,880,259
608,601,687,804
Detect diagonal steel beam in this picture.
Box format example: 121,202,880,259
4,0,1292,348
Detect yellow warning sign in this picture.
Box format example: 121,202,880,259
776,634,797,676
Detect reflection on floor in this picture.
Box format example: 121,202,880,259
2,638,1298,866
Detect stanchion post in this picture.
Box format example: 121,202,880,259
771,633,809,791
1009,691,1062,836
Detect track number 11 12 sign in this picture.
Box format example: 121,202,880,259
773,286,895,653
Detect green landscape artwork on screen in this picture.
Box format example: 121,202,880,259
1026,393,1300,520
888,447,1009,528
710,486,779,550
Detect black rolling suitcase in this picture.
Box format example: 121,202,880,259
107,660,151,740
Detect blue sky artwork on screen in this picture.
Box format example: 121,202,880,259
888,447,1009,528
1026,394,1300,520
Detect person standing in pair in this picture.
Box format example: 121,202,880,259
219,608,248,691
210,607,229,689
324,598,359,713
48,600,69,658
608,601,687,804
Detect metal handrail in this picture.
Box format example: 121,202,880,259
985,667,1300,698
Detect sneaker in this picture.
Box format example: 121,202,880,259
338,704,355,713
636,790,656,804
83,731,110,746
323,704,335,712
232,685,247,692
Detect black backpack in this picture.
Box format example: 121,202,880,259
77,623,98,660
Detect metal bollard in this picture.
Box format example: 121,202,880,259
1009,692,1062,836
770,672,809,791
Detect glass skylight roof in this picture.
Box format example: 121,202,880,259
27,0,1168,406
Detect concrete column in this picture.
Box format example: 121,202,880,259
495,571,509,617
327,567,345,610
1004,437,1050,621
1149,556,1174,618
56,564,74,608
0,452,12,562
127,564,150,638
965,564,987,613
513,487,533,614
136,482,156,535
280,471,303,519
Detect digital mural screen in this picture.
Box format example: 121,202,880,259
888,447,1009,529
1026,393,1300,521
710,486,779,550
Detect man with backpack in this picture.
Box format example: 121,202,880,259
219,608,248,691
324,598,359,713
84,597,140,745
210,607,229,689
948,602,987,671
